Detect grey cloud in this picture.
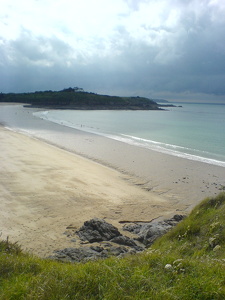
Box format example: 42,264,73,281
1,0,225,101
9,30,74,66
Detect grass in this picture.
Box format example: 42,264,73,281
153,192,225,259
0,193,225,299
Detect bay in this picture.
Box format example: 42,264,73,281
34,102,225,167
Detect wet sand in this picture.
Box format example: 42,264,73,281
0,104,225,257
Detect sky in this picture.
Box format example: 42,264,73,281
1,0,225,102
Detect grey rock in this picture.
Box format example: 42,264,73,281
173,214,185,222
107,246,128,256
135,222,172,246
76,218,121,243
90,246,104,253
123,215,185,247
51,246,108,262
123,223,142,234
110,235,138,247
165,214,185,226
50,245,132,262
50,215,185,262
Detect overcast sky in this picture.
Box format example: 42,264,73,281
1,0,225,101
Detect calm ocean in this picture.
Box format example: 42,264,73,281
34,102,225,167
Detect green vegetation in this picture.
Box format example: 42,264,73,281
0,87,159,110
1,193,225,299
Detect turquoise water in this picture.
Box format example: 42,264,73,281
34,103,225,167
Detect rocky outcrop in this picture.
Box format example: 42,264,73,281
76,218,121,242
123,215,185,246
110,235,138,248
50,244,134,263
50,215,185,262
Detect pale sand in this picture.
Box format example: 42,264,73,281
0,127,177,257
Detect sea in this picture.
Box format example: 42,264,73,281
33,102,225,167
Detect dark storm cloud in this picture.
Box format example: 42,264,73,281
1,0,225,101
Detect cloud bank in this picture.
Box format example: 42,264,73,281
1,0,225,101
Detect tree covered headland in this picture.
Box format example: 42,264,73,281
0,87,160,110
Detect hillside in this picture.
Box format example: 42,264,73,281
0,193,224,299
0,88,160,110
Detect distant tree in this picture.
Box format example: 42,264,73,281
62,87,75,93
61,87,84,93
74,87,84,92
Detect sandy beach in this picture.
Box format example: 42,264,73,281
0,126,172,257
0,104,225,257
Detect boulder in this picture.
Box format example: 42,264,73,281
50,244,135,262
135,222,172,246
76,218,121,243
165,214,185,226
50,246,108,262
123,215,185,247
122,223,142,234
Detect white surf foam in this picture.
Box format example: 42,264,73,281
33,111,225,168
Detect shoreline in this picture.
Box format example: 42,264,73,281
1,104,224,203
33,110,225,168
0,104,225,257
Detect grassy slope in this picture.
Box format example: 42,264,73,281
0,193,225,299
